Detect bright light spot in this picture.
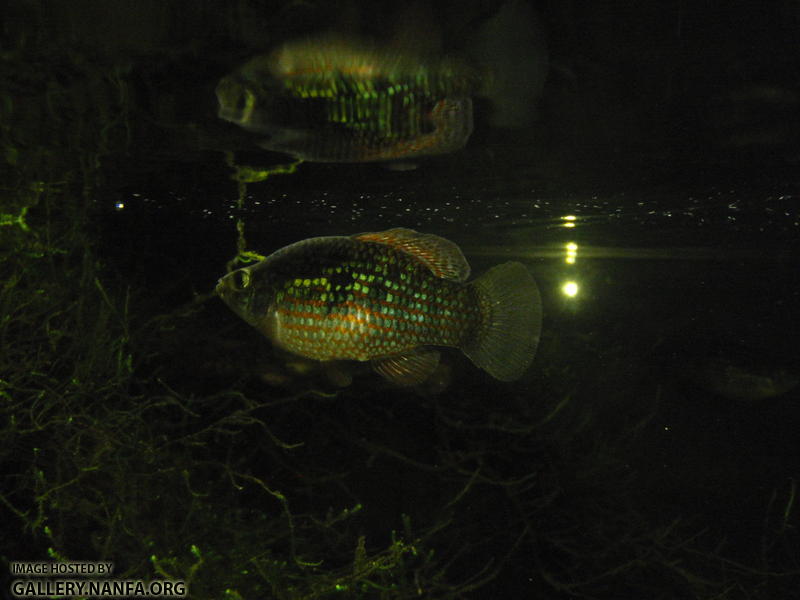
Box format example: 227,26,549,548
562,281,579,297
561,215,577,228
565,242,578,264
115,202,125,211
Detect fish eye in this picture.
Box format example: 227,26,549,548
232,269,251,290
235,89,256,117
235,90,248,112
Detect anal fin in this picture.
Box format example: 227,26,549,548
371,348,440,386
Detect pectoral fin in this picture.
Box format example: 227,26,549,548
371,348,440,386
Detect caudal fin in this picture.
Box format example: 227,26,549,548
465,0,549,128
462,261,542,381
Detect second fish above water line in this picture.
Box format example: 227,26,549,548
216,1,547,165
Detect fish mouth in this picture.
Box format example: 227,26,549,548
214,276,231,297
216,77,257,128
214,275,242,315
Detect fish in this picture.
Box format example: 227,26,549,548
686,357,798,402
216,228,542,385
216,35,478,163
653,328,799,402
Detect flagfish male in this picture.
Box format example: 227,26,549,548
216,36,478,163
216,228,542,385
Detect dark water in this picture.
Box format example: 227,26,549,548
97,148,800,593
3,1,800,598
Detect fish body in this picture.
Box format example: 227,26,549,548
216,228,541,385
689,358,798,402
216,36,478,163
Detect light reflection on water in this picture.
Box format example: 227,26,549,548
110,169,800,314
113,184,799,235
111,174,800,326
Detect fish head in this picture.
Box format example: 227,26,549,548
216,76,281,134
216,75,257,128
216,263,280,338
216,57,284,134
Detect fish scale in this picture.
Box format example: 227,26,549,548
266,96,471,162
270,242,477,361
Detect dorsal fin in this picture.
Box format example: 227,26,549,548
353,228,470,281
388,2,442,56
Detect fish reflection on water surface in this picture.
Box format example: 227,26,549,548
216,36,479,163
216,228,542,386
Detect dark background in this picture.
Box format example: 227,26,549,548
1,1,799,598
